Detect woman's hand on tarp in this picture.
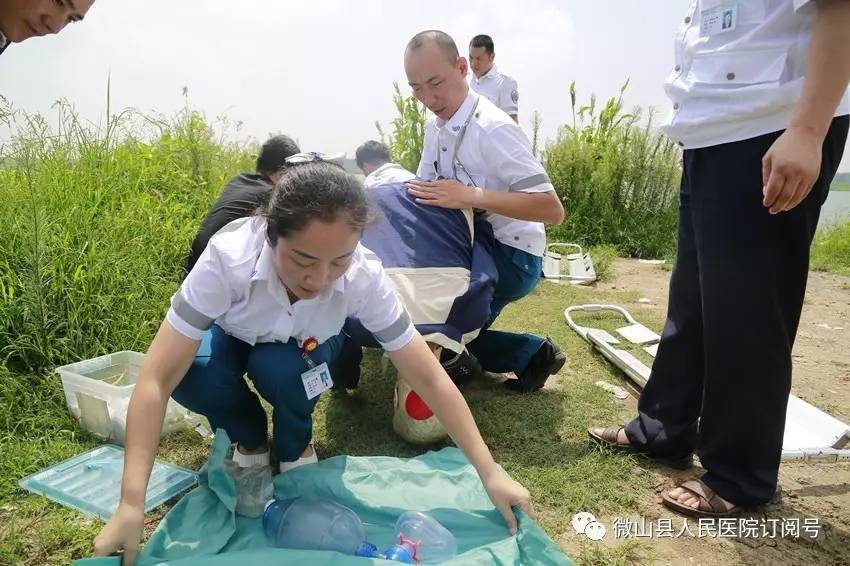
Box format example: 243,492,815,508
93,502,145,565
482,474,536,535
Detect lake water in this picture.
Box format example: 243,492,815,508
820,190,850,230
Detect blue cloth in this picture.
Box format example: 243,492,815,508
467,241,544,375
172,325,344,461
347,181,546,376
347,183,498,353
74,431,573,565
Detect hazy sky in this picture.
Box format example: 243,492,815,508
1,0,848,172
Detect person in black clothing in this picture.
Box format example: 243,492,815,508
184,135,300,275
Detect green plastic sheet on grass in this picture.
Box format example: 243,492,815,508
74,431,571,565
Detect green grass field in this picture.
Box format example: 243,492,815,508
0,98,847,566
0,279,665,565
811,220,850,276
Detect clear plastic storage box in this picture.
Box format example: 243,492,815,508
56,350,197,443
19,444,198,520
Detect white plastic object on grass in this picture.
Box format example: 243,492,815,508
56,351,198,443
542,243,596,285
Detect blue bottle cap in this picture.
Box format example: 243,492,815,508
355,542,380,558
383,543,415,563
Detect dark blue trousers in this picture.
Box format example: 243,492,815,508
172,325,344,462
466,240,545,374
625,116,849,506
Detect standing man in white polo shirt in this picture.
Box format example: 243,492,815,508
405,30,566,393
590,0,850,517
468,34,519,123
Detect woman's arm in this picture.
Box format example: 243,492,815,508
93,321,200,565
387,334,535,533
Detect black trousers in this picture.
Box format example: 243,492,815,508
625,116,849,507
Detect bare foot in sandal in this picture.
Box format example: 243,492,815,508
663,479,738,517
588,426,693,470
587,426,630,447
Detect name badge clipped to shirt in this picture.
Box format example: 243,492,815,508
700,1,737,37
300,337,333,400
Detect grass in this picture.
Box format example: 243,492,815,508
0,278,668,565
811,220,850,276
830,183,850,192
375,82,427,175
544,82,681,260
573,539,653,566
0,93,846,565
0,96,662,565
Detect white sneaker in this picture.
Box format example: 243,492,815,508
231,445,270,467
279,443,318,473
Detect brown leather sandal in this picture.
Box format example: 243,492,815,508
587,426,693,470
662,479,740,518
588,426,631,447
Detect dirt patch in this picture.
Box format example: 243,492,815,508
576,259,850,566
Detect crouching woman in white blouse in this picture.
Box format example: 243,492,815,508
93,156,535,565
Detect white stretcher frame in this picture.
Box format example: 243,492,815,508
565,304,850,463
542,243,597,285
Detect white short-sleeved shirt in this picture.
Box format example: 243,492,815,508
469,66,519,117
363,162,416,188
167,216,415,351
663,0,850,149
416,91,554,257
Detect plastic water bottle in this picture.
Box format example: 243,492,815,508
262,498,380,558
263,498,457,563
383,511,458,564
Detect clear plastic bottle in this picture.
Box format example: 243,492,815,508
262,498,379,558
384,511,458,564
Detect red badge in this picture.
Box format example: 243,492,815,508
302,337,319,354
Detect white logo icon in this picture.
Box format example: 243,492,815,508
584,521,607,541
572,512,606,540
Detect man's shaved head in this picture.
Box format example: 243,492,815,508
404,30,470,121
405,30,459,65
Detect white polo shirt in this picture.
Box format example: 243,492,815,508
167,216,415,351
416,91,554,257
363,162,416,188
469,65,519,117
664,0,850,149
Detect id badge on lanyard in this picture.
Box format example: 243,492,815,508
300,337,333,400
700,0,738,37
